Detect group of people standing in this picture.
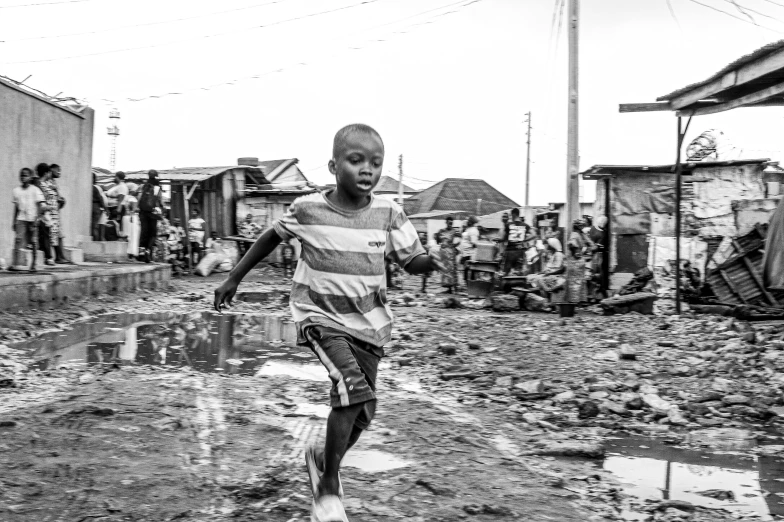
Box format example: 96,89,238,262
418,210,609,307
91,169,209,267
10,163,71,271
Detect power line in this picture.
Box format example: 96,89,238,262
97,0,486,103
1,0,293,43
686,0,782,31
1,0,383,64
760,0,784,8
722,0,780,22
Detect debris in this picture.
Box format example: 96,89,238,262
578,401,600,419
619,344,637,360
514,380,544,393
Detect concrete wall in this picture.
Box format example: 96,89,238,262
0,80,94,261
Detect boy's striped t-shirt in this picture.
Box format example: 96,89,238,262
273,191,425,347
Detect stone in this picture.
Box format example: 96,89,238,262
592,350,619,362
467,341,481,350
667,407,689,426
686,402,711,416
696,489,735,501
553,390,576,403
78,373,97,385
619,344,637,360
588,391,609,400
438,344,458,356
601,400,631,417
440,371,476,380
514,380,544,393
712,378,734,392
722,394,751,405
642,394,673,416
490,294,519,312
621,392,643,410
578,401,600,419
742,332,756,344
527,441,605,459
495,375,513,388
693,391,723,403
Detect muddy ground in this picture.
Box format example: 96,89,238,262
1,267,784,521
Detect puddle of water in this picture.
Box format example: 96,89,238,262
255,361,327,382
13,311,319,376
342,450,410,472
602,433,784,520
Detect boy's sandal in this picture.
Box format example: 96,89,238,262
305,446,344,499
310,495,348,522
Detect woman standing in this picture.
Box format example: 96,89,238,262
122,190,141,259
460,216,480,284
550,220,588,311
435,216,461,294
36,163,57,265
587,216,608,301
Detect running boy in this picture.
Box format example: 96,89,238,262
213,124,443,522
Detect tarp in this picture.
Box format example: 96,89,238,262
763,196,784,288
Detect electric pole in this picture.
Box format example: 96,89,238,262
566,0,580,230
525,112,532,207
397,154,404,205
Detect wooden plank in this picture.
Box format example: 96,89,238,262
741,255,779,306
676,80,784,117
669,47,784,109
720,268,748,303
619,102,671,113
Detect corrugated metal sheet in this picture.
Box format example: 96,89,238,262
123,166,244,183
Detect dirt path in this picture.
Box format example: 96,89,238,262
1,268,780,521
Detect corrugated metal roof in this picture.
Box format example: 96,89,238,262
122,166,252,182
408,210,469,219
374,175,415,193
404,178,519,216
581,159,773,179
658,40,784,101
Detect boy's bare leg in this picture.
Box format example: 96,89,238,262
317,403,363,497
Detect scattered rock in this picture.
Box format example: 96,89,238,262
578,401,600,419
696,489,735,501
619,344,637,360
490,295,519,313
514,380,544,393
438,344,458,356
722,394,751,405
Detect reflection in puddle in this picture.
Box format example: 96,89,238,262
255,361,327,382
14,312,319,376
603,434,784,520
342,450,410,472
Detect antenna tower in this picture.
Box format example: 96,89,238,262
107,109,120,171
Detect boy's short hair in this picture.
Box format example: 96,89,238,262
333,124,384,158
511,208,520,217
50,163,60,170
116,172,126,180
19,167,32,178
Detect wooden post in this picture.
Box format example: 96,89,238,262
525,111,532,207
183,187,192,271
566,0,580,230
675,118,683,314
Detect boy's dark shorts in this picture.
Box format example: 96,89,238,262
304,325,384,430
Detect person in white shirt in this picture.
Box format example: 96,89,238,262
10,168,46,272
105,172,129,221
460,215,480,283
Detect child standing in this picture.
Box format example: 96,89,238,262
281,238,295,279
214,124,444,522
10,168,46,272
188,208,206,265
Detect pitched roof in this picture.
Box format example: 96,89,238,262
120,159,301,184
404,178,519,216
374,175,415,193
581,159,773,179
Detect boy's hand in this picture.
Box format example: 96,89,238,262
214,279,239,312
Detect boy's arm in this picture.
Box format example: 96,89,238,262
213,227,283,311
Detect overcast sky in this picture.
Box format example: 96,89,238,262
3,0,784,207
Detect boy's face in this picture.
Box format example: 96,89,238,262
20,171,31,186
329,132,384,199
52,166,61,179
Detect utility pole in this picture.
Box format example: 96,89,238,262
524,111,532,207
397,154,404,206
566,0,580,230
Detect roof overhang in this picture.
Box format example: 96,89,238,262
581,159,774,180
620,40,784,117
